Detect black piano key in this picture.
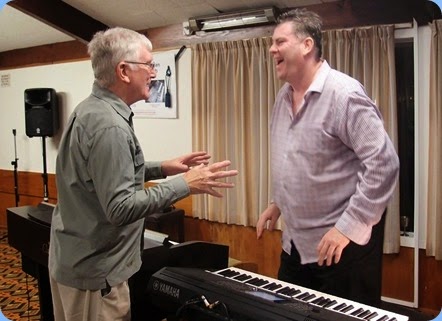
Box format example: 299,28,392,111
218,269,238,277
276,286,292,295
358,310,372,318
263,283,282,291
245,277,261,284
387,318,397,321
285,288,301,296
340,305,354,313
364,312,378,320
350,308,364,316
234,274,252,281
317,298,331,306
375,316,389,321
253,279,269,287
272,284,283,291
311,296,325,305
302,293,316,301
229,271,242,278
333,303,347,311
274,284,284,290
323,300,337,308
296,292,310,300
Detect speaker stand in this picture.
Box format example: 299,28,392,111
11,129,20,207
41,136,49,202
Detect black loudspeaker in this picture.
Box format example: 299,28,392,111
25,88,59,137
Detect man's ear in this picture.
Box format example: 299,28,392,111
303,37,315,55
117,62,131,84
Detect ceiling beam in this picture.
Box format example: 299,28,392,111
8,0,109,44
295,0,439,29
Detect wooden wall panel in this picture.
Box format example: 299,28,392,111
382,247,414,302
0,169,57,201
419,249,442,314
0,169,57,228
184,216,282,278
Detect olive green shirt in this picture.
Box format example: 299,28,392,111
49,82,189,290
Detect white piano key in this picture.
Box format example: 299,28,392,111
211,267,408,321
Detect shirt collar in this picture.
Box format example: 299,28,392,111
306,59,331,95
283,60,331,101
91,81,133,124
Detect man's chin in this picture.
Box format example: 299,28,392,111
276,72,286,81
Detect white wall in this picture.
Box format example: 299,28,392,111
0,50,193,174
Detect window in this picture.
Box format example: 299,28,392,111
395,40,415,236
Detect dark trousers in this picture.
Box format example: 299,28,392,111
278,214,386,308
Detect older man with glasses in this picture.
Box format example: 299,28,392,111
49,27,238,321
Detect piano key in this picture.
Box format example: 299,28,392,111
263,283,282,291
218,269,240,278
340,305,354,313
302,293,316,301
333,302,347,311
212,267,408,321
234,274,252,281
311,296,325,305
350,308,364,316
285,288,301,296
319,298,331,306
323,299,338,308
246,278,269,287
276,286,293,295
296,292,311,300
245,276,259,282
364,311,378,320
358,310,373,318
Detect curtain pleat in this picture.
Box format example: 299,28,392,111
192,38,282,226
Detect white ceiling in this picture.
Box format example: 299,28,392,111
0,0,334,52
0,5,74,52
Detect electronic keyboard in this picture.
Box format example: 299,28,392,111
148,266,409,321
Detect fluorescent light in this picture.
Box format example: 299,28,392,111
187,7,279,33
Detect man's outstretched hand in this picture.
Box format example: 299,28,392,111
161,151,211,176
184,160,238,197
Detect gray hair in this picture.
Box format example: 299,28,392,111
87,27,153,87
277,8,323,59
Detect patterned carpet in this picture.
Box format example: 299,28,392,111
0,230,41,320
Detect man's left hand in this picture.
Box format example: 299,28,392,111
317,227,350,266
162,151,211,176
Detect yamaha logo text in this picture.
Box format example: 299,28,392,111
153,280,180,299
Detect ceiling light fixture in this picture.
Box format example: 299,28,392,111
186,7,279,34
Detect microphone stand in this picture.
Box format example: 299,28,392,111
41,136,49,202
11,129,19,207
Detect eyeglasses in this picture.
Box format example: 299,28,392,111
124,61,156,70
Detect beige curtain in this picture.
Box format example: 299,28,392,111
426,19,442,260
323,25,400,253
191,38,283,226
